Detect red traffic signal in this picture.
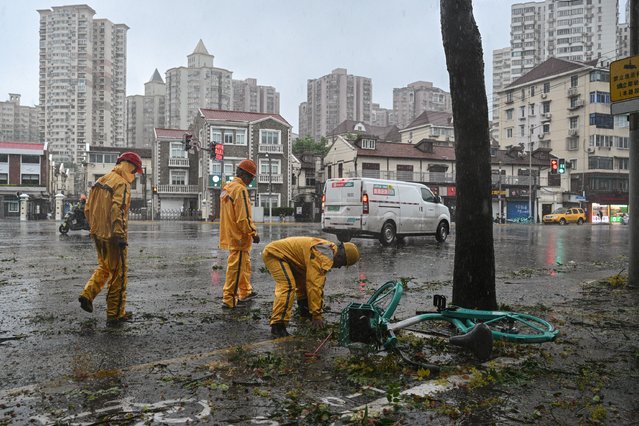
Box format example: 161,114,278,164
214,143,224,160
550,159,558,174
184,133,193,151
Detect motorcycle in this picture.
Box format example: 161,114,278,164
59,208,90,234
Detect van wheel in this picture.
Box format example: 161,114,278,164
336,233,352,242
379,222,396,246
435,221,449,242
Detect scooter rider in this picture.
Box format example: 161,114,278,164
78,152,143,326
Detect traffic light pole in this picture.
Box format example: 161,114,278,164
629,0,639,287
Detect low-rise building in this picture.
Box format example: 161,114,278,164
190,109,292,220
399,111,454,145
152,128,199,218
0,142,49,219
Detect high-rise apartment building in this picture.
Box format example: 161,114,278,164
232,78,280,114
371,103,397,127
492,47,512,124
0,94,40,142
165,40,232,129
38,5,128,163
392,81,452,129
298,68,372,141
126,70,166,149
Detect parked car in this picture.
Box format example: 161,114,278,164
543,207,586,225
321,177,451,245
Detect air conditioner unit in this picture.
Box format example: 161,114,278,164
544,113,552,119
541,93,547,99
587,147,595,154
574,100,584,107
569,129,578,136
537,133,545,139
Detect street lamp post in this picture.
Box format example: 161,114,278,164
528,127,533,220
266,153,272,220
498,161,503,220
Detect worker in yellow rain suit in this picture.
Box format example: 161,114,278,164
262,237,360,337
220,159,260,309
78,152,143,327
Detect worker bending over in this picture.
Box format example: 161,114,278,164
262,236,360,337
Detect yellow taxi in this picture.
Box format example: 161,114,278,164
543,207,586,225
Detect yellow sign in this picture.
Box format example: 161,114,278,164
610,55,639,102
492,190,507,196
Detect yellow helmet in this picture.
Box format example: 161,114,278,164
342,242,360,266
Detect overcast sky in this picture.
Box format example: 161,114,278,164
1,0,528,132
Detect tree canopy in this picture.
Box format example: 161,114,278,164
292,136,330,157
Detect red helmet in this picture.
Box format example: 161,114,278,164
237,159,257,177
116,152,143,174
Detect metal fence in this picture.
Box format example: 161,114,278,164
129,208,203,221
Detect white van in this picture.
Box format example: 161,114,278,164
321,178,451,245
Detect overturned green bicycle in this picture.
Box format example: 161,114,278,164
340,280,559,362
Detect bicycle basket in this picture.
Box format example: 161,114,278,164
339,302,384,350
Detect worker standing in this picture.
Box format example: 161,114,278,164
220,159,260,309
78,152,143,326
262,236,360,337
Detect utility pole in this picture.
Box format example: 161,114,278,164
629,0,639,287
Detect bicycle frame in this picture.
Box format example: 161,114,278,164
340,281,559,351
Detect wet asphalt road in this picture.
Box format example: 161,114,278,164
0,220,630,424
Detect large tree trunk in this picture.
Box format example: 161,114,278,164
440,0,497,310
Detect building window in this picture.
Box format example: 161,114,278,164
506,109,513,120
305,176,316,186
170,170,186,186
21,155,40,164
589,91,610,103
570,75,579,87
530,85,535,96
21,174,40,185
588,156,613,170
397,164,414,181
543,82,550,93
224,132,234,145
507,128,513,138
361,162,380,179
568,137,579,150
235,130,246,145
0,154,7,163
520,106,525,118
260,130,280,145
210,130,222,144
506,91,513,102
542,123,550,133
618,158,629,170
614,115,629,129
360,138,376,149
529,103,535,116
589,113,614,129
327,165,332,179
590,70,609,82
8,201,19,213
520,125,525,137
542,102,550,113
569,117,579,129
0,173,7,184
616,136,629,149
170,142,186,158
259,159,281,175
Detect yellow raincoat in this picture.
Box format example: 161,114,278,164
220,177,257,307
262,237,337,325
80,163,135,320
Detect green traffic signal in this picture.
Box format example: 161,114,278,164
558,158,566,174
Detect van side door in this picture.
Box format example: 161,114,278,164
420,187,438,233
398,185,421,233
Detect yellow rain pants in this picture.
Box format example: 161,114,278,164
222,249,253,307
80,239,128,320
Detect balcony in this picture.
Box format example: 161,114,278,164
168,157,189,167
491,175,537,186
258,144,284,154
345,170,456,184
568,99,584,110
157,184,199,194
258,174,284,184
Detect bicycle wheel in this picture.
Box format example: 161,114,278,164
366,280,403,320
480,311,558,343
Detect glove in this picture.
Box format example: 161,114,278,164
252,234,260,244
311,318,325,330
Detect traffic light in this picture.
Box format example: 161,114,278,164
210,142,217,159
558,158,566,174
152,186,158,194
184,133,193,151
214,143,224,160
550,159,558,174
